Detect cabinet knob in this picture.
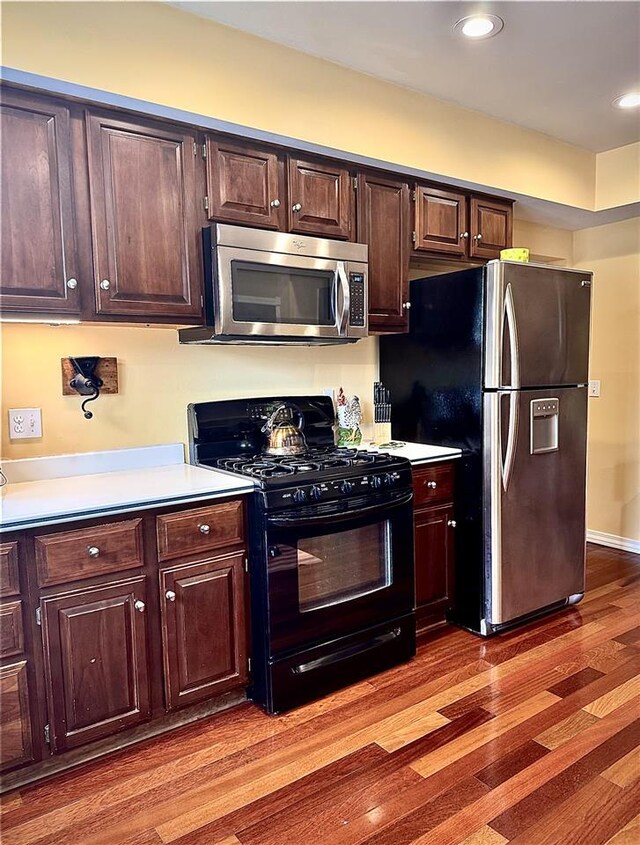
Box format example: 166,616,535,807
459,232,469,240
402,302,412,310
426,480,437,489
87,546,100,558
66,278,78,290
474,234,482,241
270,199,281,208
292,203,302,213
100,279,111,290
448,519,457,528
199,523,211,535
134,600,145,613
165,590,176,602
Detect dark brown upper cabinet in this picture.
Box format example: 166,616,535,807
357,173,411,332
414,186,468,256
287,157,354,240
41,577,151,753
85,111,203,320
470,196,513,259
160,552,248,710
205,137,284,230
0,90,80,314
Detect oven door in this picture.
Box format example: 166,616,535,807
265,492,415,655
215,246,367,341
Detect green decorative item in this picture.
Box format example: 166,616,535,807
336,388,363,447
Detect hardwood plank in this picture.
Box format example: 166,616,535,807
547,666,605,697
535,709,601,750
490,718,640,839
475,740,550,788
410,692,559,778
583,675,640,717
403,697,640,845
613,626,640,647
459,828,508,845
603,813,640,845
506,777,640,845
601,746,640,787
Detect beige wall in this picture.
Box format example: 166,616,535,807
2,1,596,209
596,143,640,210
573,218,640,542
513,220,574,265
0,326,378,459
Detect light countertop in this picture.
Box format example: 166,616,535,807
0,446,255,532
360,441,462,465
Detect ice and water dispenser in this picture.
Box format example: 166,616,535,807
530,398,559,454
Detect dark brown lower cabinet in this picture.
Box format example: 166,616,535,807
160,552,248,710
412,463,456,630
0,661,34,771
41,577,151,753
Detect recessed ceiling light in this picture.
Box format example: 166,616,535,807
612,92,640,110
454,14,504,40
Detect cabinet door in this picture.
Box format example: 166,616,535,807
41,578,151,752
414,186,468,256
0,90,79,314
414,504,455,616
160,552,248,710
288,157,354,239
86,112,203,319
206,138,284,230
0,661,34,772
358,174,410,332
470,197,513,259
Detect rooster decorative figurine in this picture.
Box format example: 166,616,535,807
336,388,363,446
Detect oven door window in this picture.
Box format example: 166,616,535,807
297,522,392,613
231,261,335,326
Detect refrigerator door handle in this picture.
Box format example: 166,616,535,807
504,283,520,389
502,391,519,491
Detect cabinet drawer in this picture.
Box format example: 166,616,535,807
0,600,24,658
412,463,455,507
35,519,144,587
156,500,244,563
0,542,20,598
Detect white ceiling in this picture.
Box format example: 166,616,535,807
172,0,640,152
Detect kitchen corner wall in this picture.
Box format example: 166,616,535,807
573,217,640,545
0,327,378,460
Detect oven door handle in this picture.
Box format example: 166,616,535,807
267,491,413,527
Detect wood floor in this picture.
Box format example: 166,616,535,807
2,543,639,845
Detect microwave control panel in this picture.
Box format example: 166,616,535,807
349,273,366,327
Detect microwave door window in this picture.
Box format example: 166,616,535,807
298,522,393,613
231,261,335,325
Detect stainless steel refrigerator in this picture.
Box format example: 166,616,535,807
380,260,592,635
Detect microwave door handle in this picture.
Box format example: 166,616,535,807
336,261,350,336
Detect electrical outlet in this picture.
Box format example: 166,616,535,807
589,380,601,398
8,408,42,439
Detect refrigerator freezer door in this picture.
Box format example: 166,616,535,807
483,386,587,626
485,262,592,389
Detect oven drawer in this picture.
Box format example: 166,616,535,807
266,614,416,714
156,500,244,562
35,520,144,586
412,463,455,507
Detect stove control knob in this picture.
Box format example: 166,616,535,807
384,473,397,487
309,485,322,501
371,475,383,490
293,488,307,504
340,480,354,495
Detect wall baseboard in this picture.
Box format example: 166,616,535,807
587,530,640,555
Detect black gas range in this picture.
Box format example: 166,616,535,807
189,396,416,714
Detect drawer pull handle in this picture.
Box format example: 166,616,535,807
134,600,145,613
87,546,100,558
199,524,211,535
448,519,457,528
165,590,176,602
426,481,437,489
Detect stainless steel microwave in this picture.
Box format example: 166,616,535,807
179,224,369,345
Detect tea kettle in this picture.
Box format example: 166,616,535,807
261,404,307,456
